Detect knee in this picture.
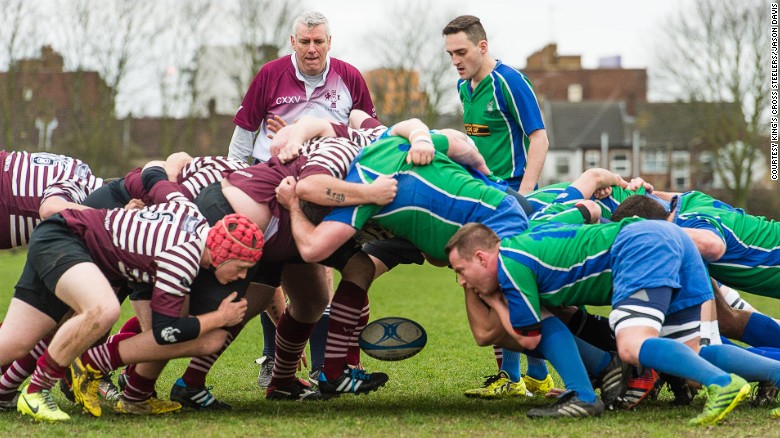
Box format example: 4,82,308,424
199,331,228,355
85,301,121,333
616,337,642,366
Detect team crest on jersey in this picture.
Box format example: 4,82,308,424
75,163,90,178
324,90,340,108
180,214,201,235
482,100,503,119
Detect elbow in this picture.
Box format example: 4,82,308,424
473,331,494,347
701,240,726,262
38,201,58,220
298,245,328,263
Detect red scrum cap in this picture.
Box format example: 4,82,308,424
206,214,264,268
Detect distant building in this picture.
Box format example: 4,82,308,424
0,45,114,151
364,68,429,123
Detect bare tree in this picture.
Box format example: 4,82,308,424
364,1,458,125
0,0,40,148
653,0,768,207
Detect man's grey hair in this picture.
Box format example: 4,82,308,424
292,11,330,38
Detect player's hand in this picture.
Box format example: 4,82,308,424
593,187,612,199
626,177,654,193
266,115,288,138
124,199,145,210
275,176,298,209
219,292,248,326
407,139,435,165
277,142,303,163
369,175,398,205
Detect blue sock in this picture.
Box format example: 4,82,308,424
500,349,522,382
573,336,611,377
638,337,731,387
746,346,780,362
533,317,597,403
525,356,549,380
308,309,330,370
742,312,780,348
700,344,780,385
260,313,276,358
719,336,780,362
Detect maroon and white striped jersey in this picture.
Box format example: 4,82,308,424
59,184,208,317
178,156,248,200
0,150,103,249
330,120,387,147
298,136,363,180
124,156,247,205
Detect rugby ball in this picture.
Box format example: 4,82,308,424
358,317,427,361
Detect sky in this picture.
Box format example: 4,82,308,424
314,0,692,72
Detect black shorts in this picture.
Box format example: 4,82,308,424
82,178,131,209
14,215,95,322
362,237,424,270
194,182,234,226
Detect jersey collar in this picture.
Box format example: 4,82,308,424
291,53,331,87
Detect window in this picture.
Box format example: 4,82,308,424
568,84,583,102
642,150,668,173
671,151,690,190
555,156,570,176
610,152,630,176
584,150,600,169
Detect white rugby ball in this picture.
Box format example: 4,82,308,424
358,317,427,361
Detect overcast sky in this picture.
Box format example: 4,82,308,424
314,0,692,71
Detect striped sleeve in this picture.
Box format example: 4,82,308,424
150,240,204,317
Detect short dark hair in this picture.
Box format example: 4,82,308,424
611,195,669,222
442,15,487,45
445,222,499,259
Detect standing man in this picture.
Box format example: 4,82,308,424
228,10,377,386
443,14,551,398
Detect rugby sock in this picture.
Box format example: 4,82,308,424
182,323,243,388
122,367,156,402
308,306,330,372
27,351,66,393
699,344,780,385
323,281,366,380
525,356,549,381
501,349,522,382
346,298,370,367
0,336,50,401
260,312,277,358
721,285,754,311
493,346,503,370
741,312,780,348
572,336,611,377
719,336,780,361
119,316,142,334
269,310,315,388
81,332,135,375
533,317,597,403
637,337,731,387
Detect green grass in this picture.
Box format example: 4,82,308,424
0,250,779,436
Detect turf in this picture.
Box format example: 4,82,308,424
0,250,778,437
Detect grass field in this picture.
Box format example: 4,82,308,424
0,250,778,437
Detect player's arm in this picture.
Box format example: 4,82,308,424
271,115,340,160
276,177,357,262
296,174,397,207
464,288,541,351
439,129,491,175
518,129,549,195
387,118,435,165
568,168,627,200
39,195,91,219
164,151,193,181
683,227,726,262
